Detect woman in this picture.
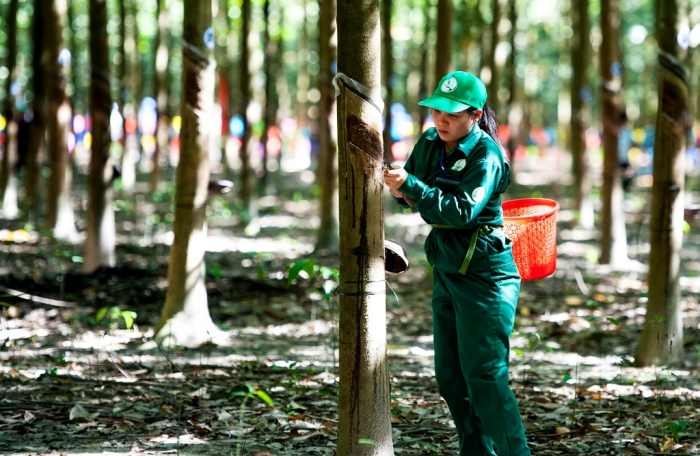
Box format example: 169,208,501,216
384,70,531,456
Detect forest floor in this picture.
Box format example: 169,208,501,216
1,158,700,455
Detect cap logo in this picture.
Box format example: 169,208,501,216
440,77,458,93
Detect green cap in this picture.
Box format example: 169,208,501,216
418,71,487,113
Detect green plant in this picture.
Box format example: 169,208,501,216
95,306,137,330
287,258,339,303
229,384,274,456
664,419,689,441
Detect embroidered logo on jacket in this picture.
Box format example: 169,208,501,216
471,186,486,203
450,158,466,172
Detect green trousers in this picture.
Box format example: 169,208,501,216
432,267,531,456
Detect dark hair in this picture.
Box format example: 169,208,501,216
469,105,499,144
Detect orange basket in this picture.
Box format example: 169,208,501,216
502,198,559,281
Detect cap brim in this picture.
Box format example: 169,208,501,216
418,96,470,114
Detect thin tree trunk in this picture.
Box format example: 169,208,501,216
238,0,253,217
636,0,688,366
84,0,116,272
150,0,169,194
45,0,77,240
434,0,452,82
214,0,231,175
25,0,48,223
0,0,19,219
487,0,501,116
414,0,430,133
336,0,393,453
260,0,272,193
381,0,393,163
570,0,594,228
599,0,628,265
315,0,338,253
120,0,138,191
67,0,85,113
157,0,223,348
505,0,520,172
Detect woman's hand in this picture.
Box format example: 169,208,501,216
383,167,407,192
383,167,414,205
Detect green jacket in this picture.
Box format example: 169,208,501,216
399,125,514,275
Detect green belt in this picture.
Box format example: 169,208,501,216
431,224,500,274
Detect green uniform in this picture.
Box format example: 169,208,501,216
398,125,531,456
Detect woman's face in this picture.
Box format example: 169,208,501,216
431,109,481,149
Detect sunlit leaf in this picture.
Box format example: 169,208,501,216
95,307,108,322
254,389,274,407
121,311,137,329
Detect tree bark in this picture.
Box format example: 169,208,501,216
150,0,170,194
45,0,77,241
238,0,253,217
84,0,116,272
156,0,222,348
120,0,138,191
505,0,520,172
434,0,452,83
0,0,19,219
25,0,48,223
336,1,393,453
636,0,687,366
260,0,272,193
598,0,628,265
414,0,431,133
570,0,594,228
487,0,502,116
315,0,338,253
381,0,393,163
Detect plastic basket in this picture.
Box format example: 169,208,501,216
502,198,559,281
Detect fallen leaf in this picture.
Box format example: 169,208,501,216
69,404,90,421
555,426,570,435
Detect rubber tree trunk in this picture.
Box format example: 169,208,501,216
156,0,222,348
335,1,393,454
414,0,431,133
487,0,501,117
150,0,170,194
314,0,339,253
45,0,78,241
570,0,594,228
238,0,253,217
0,0,19,219
598,0,628,265
636,0,688,366
25,0,48,224
505,0,521,171
434,0,452,83
84,0,116,273
381,0,393,163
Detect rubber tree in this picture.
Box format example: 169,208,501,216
636,0,689,366
570,0,594,228
598,0,629,265
84,0,116,272
156,0,223,348
45,0,78,241
314,0,339,253
335,0,394,453
0,0,19,219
